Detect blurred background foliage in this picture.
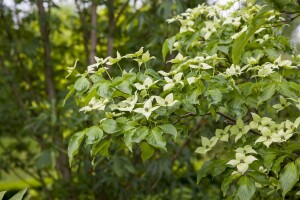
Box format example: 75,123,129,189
0,0,299,199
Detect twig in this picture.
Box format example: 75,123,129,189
171,111,261,164
115,0,130,23
216,111,260,136
171,118,204,164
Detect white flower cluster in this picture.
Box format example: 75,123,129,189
250,113,300,147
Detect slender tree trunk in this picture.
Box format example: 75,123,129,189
106,0,129,57
107,0,115,57
89,0,97,64
36,0,55,101
75,0,90,65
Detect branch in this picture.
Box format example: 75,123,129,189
171,118,204,164
115,0,130,23
216,111,260,136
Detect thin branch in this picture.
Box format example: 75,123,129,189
171,118,204,164
115,0,130,23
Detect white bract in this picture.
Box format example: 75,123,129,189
201,21,217,40
227,153,258,174
134,77,158,90
116,92,138,112
195,136,218,154
225,64,243,76
133,98,159,120
79,97,109,113
155,93,178,107
235,145,257,155
255,127,280,147
163,72,184,91
230,118,250,142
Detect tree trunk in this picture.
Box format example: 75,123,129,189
89,0,98,64
75,0,90,65
36,0,55,101
107,0,115,57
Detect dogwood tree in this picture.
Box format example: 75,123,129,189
66,0,300,199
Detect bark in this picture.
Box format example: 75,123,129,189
106,0,129,57
89,0,98,64
106,0,115,57
75,0,90,65
37,0,55,101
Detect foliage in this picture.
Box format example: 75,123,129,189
67,0,300,199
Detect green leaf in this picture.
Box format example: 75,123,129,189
277,82,297,99
206,89,222,105
74,77,90,92
295,158,300,171
158,124,177,140
221,173,241,196
261,149,278,169
97,81,112,98
197,160,212,183
247,171,269,185
140,142,154,162
258,83,275,104
9,188,27,200
116,80,132,94
62,85,75,107
235,176,256,200
124,129,135,152
68,131,85,166
93,140,111,157
187,88,202,104
35,149,53,169
272,156,286,176
101,119,121,134
86,126,103,146
211,160,227,177
279,162,299,198
132,126,149,143
0,191,6,200
162,36,175,61
146,127,166,151
232,6,272,64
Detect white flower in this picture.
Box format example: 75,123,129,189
134,77,158,90
168,53,187,63
155,93,178,107
79,97,109,113
230,118,250,142
255,127,280,147
190,63,213,70
257,64,274,77
133,98,159,120
272,56,295,69
87,63,100,73
223,17,241,27
94,56,109,65
106,51,122,65
201,21,217,40
214,125,231,142
235,145,257,155
116,92,138,112
187,77,197,85
195,136,218,154
227,153,258,174
225,64,244,76
163,72,184,91
246,55,262,66
276,129,293,142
